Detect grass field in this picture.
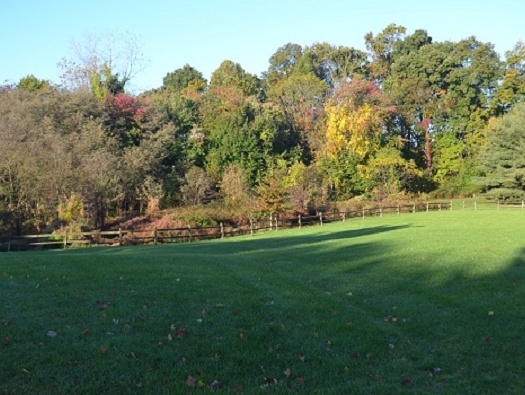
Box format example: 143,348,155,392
1,208,524,394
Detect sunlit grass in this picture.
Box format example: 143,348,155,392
1,209,524,393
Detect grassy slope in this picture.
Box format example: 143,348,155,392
1,209,524,394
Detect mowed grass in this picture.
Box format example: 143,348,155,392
1,209,525,394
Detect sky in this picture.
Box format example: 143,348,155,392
1,0,523,93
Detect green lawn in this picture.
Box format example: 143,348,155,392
1,209,524,394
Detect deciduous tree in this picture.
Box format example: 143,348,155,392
162,64,207,92
210,60,260,97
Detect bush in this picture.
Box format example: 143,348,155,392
485,188,525,202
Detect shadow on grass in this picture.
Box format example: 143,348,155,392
1,220,524,393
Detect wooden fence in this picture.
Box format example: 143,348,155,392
0,202,453,252
464,200,525,210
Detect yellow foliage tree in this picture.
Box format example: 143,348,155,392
325,100,384,160
320,79,396,198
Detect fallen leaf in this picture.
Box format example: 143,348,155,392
488,311,494,316
297,354,305,362
261,377,277,388
202,309,207,317
170,324,176,331
95,300,111,310
294,377,305,384
186,376,196,388
68,360,78,366
197,380,206,389
384,315,397,323
177,326,186,339
402,378,413,387
167,333,173,342
81,328,90,335
47,331,57,338
239,333,247,341
284,368,291,378
100,346,108,353
21,368,30,374
211,379,223,389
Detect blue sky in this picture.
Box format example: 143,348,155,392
1,0,523,93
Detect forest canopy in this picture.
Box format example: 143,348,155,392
1,24,525,234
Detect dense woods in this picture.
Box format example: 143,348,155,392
1,24,525,235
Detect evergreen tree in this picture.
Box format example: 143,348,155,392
478,103,525,200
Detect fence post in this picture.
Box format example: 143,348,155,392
63,229,68,249
220,222,224,239
380,207,383,218
275,216,278,231
298,214,302,229
250,219,254,236
153,227,158,245
497,200,500,210
342,212,346,222
474,201,477,210
319,212,323,226
450,201,453,211
118,228,123,246
269,214,273,231
187,226,192,243
362,208,365,219
462,201,465,209
439,203,442,211
426,202,429,212
413,203,416,213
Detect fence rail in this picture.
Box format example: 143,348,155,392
464,200,525,210
1,202,454,252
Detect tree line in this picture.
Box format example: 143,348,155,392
1,24,525,234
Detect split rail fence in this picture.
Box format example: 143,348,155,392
0,202,454,252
